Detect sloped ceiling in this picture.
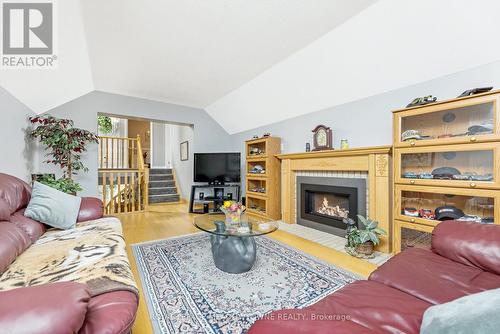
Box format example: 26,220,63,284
0,0,93,114
207,0,500,133
2,0,500,135
80,0,376,108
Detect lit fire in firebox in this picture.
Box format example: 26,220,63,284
317,197,349,218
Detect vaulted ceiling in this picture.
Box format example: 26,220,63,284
2,0,500,134
81,0,376,108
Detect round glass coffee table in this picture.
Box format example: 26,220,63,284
193,213,279,274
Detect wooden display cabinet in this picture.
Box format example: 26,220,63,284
394,184,498,227
392,90,500,253
394,142,500,190
393,220,434,253
245,137,281,220
393,92,500,148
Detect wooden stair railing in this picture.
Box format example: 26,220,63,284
98,135,149,214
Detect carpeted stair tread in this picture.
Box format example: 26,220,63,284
148,180,176,188
149,187,177,195
149,194,180,203
150,174,174,181
149,168,173,175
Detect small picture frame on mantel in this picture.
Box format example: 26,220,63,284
180,141,189,161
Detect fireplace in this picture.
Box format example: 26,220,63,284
297,176,367,237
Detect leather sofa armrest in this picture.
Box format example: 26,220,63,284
78,197,104,222
432,220,500,275
0,282,91,334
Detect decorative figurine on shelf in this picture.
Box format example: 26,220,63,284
305,143,311,152
458,87,493,97
263,132,271,138
311,125,333,151
252,135,259,139
406,95,437,108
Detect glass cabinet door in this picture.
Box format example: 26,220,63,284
395,144,499,189
395,185,497,227
394,96,498,147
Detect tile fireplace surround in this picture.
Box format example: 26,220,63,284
277,146,392,253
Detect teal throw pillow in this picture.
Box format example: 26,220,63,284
24,181,82,230
420,288,500,334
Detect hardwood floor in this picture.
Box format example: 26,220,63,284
120,203,377,334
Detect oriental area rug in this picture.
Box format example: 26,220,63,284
132,233,358,334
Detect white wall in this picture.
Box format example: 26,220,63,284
207,0,500,134
0,87,37,180
167,124,194,198
229,60,500,194
45,91,232,196
152,122,167,168
4,61,500,200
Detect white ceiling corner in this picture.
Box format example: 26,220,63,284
0,0,94,114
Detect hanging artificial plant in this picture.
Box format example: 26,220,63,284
97,115,113,134
29,115,99,194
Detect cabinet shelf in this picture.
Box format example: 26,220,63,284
246,191,267,200
247,155,268,160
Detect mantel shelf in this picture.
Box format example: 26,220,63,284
276,146,392,160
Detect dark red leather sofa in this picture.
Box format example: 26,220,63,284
0,173,138,334
249,220,500,334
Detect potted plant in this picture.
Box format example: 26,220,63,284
97,115,113,134
29,115,99,194
345,215,387,257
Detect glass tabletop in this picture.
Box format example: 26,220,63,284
193,213,279,237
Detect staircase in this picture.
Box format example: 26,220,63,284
148,169,181,204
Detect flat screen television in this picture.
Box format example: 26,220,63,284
194,153,241,184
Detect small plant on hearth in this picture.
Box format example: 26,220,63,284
345,215,387,258
29,115,99,194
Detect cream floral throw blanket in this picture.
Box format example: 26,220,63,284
0,217,138,297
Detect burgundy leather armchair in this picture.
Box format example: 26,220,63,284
0,173,138,334
249,221,500,334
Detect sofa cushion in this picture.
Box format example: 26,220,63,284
420,288,500,334
9,209,46,243
249,308,372,334
306,280,430,334
0,198,9,221
0,173,31,214
432,220,500,276
0,221,31,274
77,197,104,223
0,282,90,334
79,291,138,334
24,182,81,230
369,247,500,305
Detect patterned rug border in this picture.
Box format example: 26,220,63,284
131,231,205,247
132,233,360,334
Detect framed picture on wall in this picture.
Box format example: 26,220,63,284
180,141,189,161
